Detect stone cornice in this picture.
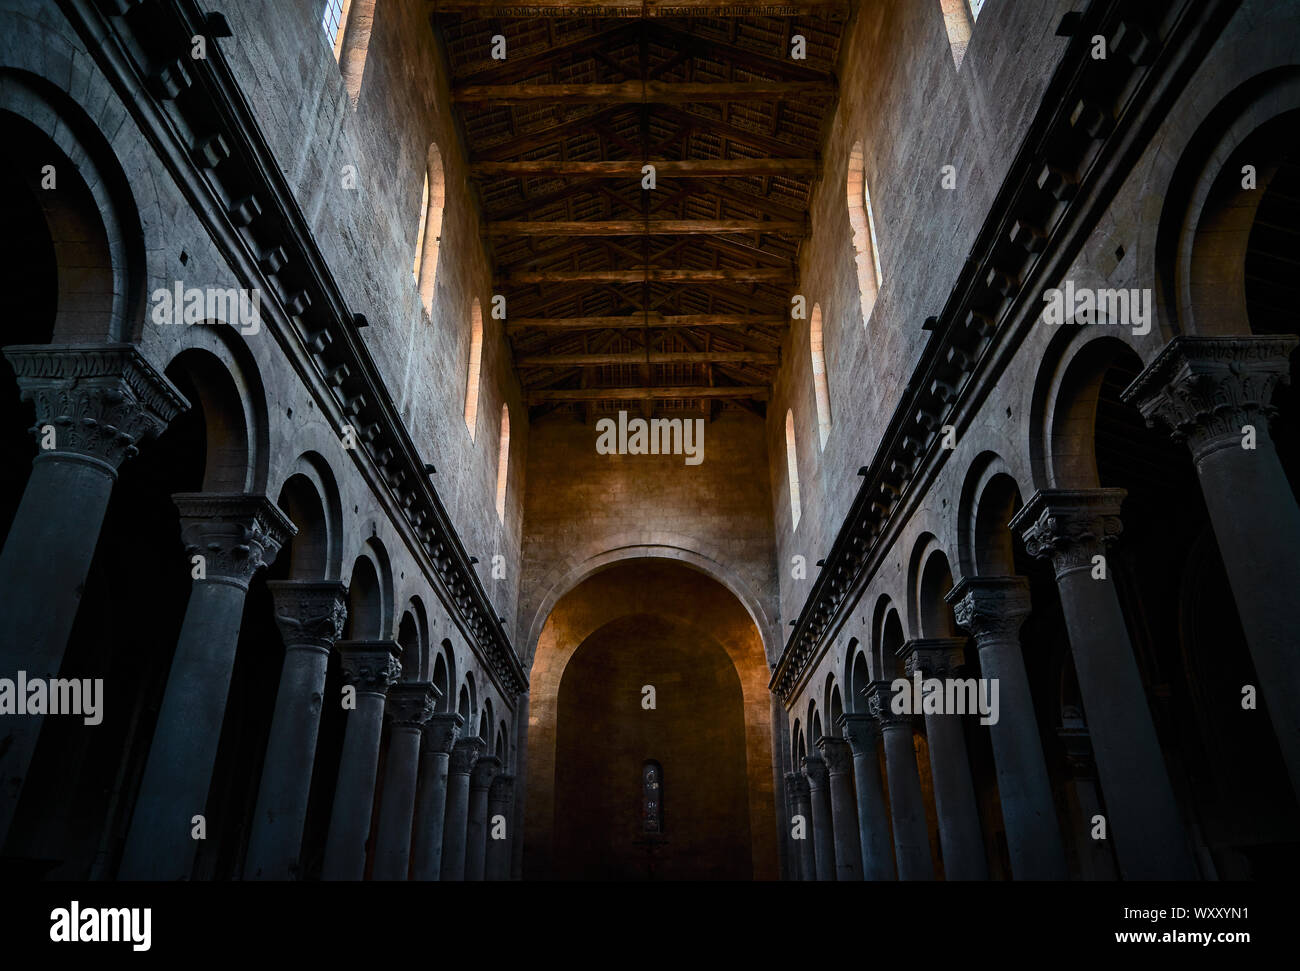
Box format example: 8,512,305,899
57,0,527,699
770,0,1240,704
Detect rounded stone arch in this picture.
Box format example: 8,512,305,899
869,593,894,680
431,639,454,714
162,334,268,494
344,536,393,640
907,534,959,640
957,450,1031,579
1029,326,1146,490
273,451,344,581
457,680,473,729
825,678,844,738
791,718,806,770
407,595,431,680
806,697,821,746
872,598,907,681
496,719,510,766
848,641,872,714
1152,66,1300,338
480,696,495,746
523,541,779,670
0,43,151,343
396,609,421,682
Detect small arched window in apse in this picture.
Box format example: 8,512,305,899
940,0,974,69
495,404,510,524
414,144,446,316
785,409,802,530
810,304,832,448
846,142,884,327
323,0,376,108
465,298,484,438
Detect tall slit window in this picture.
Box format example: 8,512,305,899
323,0,375,107
847,142,884,328
321,0,346,48
785,409,802,530
414,143,446,316
495,404,510,523
464,298,484,438
810,304,832,448
941,0,974,69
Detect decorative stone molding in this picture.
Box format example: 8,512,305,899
815,735,854,775
4,343,188,473
1009,489,1126,580
470,754,502,791
172,492,296,589
385,682,438,729
839,713,881,758
450,736,487,775
801,753,829,790
266,580,348,652
336,640,403,694
946,576,1032,641
423,713,464,754
900,637,969,679
1122,335,1299,462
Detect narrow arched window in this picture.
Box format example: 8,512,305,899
465,298,484,438
810,304,831,448
414,143,446,316
323,0,375,107
940,0,974,69
785,409,802,530
847,142,883,327
495,404,510,523
642,761,664,835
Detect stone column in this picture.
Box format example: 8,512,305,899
801,754,836,880
1010,489,1196,879
947,575,1067,880
868,681,933,880
1058,707,1119,880
371,682,438,880
782,771,804,880
840,713,896,880
465,754,502,881
411,713,462,881
441,735,485,880
787,772,817,881
1124,335,1300,800
244,580,348,880
320,641,402,881
118,493,293,880
0,344,185,847
511,690,529,880
899,637,988,880
486,773,515,881
815,736,863,880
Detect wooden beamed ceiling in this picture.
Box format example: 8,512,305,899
432,4,846,418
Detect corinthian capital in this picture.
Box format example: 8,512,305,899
900,637,969,679
336,640,402,694
3,343,188,473
1122,335,1298,461
172,492,296,588
489,773,515,807
450,736,486,775
386,682,438,729
946,576,1031,641
422,712,463,754
866,680,912,731
801,753,829,790
266,580,348,652
471,754,502,791
838,712,880,758
815,735,854,775
1009,488,1126,580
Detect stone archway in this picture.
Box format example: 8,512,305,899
523,558,778,880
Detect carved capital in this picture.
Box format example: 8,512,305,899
787,772,811,802
3,343,188,473
1009,488,1126,580
422,712,463,754
489,773,515,807
336,640,402,694
172,492,296,588
838,712,880,758
900,637,969,679
450,735,486,775
866,680,913,731
266,580,348,652
386,682,438,729
801,753,829,790
815,735,854,775
470,753,502,791
1122,335,1298,462
947,575,1031,642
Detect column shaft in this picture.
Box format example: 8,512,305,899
841,714,896,880
870,683,932,880
817,736,863,880
788,774,817,882
465,754,501,881
486,774,515,881
441,737,484,880
802,754,836,880
411,713,462,881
